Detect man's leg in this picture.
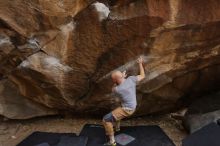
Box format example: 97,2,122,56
112,107,135,131
103,113,116,146
115,120,121,132
103,108,135,145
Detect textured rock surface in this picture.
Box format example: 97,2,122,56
183,92,220,133
1,0,220,119
0,79,57,119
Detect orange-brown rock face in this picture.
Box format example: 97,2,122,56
0,0,220,119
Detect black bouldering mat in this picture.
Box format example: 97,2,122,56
17,131,88,146
183,122,220,146
35,143,50,146
79,124,176,146
80,125,106,146
56,135,88,146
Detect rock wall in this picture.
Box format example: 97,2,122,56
183,92,220,133
0,0,220,119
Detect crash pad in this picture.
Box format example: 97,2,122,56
183,122,220,146
80,124,175,146
17,131,87,146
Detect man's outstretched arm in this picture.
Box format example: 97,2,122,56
137,56,145,82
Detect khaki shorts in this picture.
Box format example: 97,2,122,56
103,107,135,136
112,107,135,121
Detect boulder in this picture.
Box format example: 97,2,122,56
0,79,57,119
1,0,220,119
183,92,220,133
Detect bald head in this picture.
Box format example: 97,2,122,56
111,70,124,84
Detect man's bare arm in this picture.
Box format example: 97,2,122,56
137,56,145,82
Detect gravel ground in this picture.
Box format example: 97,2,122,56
0,114,187,146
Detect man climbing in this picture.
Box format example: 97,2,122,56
103,56,146,146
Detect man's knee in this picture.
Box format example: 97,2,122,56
103,113,116,123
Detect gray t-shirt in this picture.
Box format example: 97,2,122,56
115,76,138,110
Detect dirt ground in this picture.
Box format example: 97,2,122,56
0,114,187,146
